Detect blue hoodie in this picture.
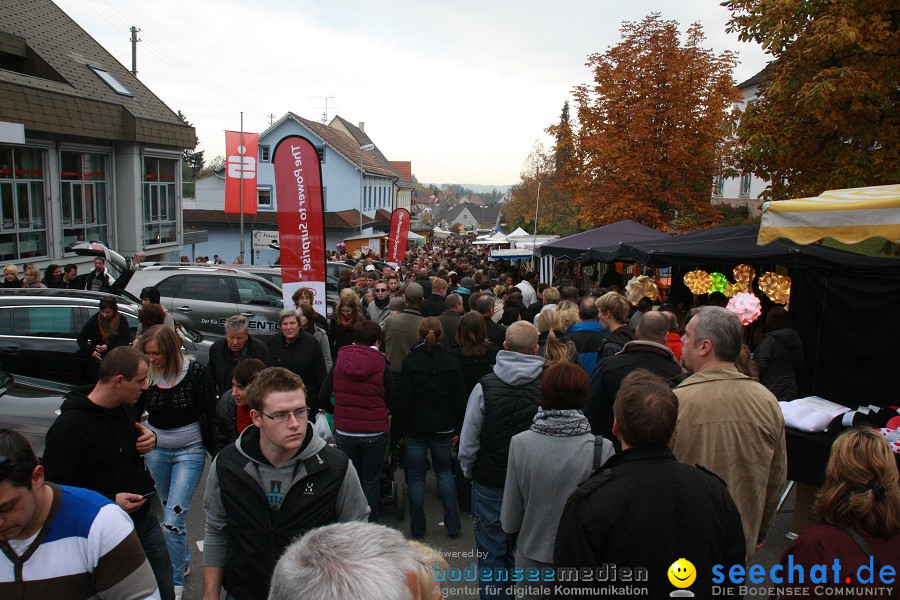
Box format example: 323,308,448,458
563,321,609,375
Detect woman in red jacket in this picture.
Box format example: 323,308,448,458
319,320,393,522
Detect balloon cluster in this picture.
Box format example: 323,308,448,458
683,270,712,295
709,272,729,294
727,291,762,325
759,272,791,306
625,275,659,305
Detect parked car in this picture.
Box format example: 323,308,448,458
125,266,285,339
232,266,340,309
0,370,70,457
68,243,284,340
0,288,211,385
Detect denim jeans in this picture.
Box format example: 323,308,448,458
405,436,460,538
472,482,513,600
132,509,175,600
145,442,206,587
336,431,388,522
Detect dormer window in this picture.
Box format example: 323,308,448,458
88,65,132,97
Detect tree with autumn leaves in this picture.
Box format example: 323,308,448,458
723,0,899,199
506,14,740,233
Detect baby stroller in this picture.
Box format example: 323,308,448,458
380,439,406,520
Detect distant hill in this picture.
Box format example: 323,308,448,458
427,183,513,195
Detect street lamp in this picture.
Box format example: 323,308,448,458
359,143,375,235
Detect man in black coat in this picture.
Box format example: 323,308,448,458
474,294,506,348
421,277,448,318
585,311,681,449
437,293,464,349
208,315,271,396
554,371,745,599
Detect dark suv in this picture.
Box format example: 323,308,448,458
0,288,210,385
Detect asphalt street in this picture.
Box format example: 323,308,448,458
171,457,799,599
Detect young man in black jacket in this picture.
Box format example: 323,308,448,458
42,346,175,600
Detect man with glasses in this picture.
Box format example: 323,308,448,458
366,279,391,324
202,367,369,600
0,430,160,598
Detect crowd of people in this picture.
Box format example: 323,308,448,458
1,234,898,600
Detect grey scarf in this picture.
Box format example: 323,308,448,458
530,409,591,437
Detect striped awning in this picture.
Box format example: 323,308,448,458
758,184,900,245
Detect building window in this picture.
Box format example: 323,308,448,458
259,146,270,162
142,156,178,246
0,146,48,261
88,65,132,97
713,175,724,196
257,188,271,208
61,151,109,250
316,147,325,163
323,187,327,211
740,173,751,197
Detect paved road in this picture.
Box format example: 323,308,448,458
172,459,799,599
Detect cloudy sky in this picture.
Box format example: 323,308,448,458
54,0,768,186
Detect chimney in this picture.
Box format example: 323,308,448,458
358,122,365,132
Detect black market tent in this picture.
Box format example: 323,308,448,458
583,224,900,406
537,219,670,284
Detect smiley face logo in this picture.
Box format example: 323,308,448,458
668,558,696,589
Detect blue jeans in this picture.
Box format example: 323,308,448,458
472,482,513,600
336,431,388,522
133,510,175,600
145,442,206,587
405,436,460,538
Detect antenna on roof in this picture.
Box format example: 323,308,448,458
310,96,336,124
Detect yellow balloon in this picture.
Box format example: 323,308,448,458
668,558,697,589
683,270,711,295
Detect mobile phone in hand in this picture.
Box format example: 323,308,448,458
134,491,156,501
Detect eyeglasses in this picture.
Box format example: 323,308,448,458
375,288,388,292
0,455,27,480
259,407,311,424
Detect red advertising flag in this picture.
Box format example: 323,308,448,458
386,208,411,266
272,136,327,316
224,131,259,215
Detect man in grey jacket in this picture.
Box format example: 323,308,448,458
459,321,544,600
202,368,369,600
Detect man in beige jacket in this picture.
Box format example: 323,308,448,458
672,306,787,562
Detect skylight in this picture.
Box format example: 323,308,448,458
88,65,132,97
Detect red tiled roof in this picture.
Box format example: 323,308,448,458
289,113,400,179
389,161,413,185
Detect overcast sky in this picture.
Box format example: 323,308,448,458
55,0,768,186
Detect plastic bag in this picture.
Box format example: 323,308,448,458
314,413,333,443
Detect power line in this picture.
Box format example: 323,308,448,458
74,0,270,122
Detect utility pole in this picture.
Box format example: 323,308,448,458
130,26,141,77
268,113,276,126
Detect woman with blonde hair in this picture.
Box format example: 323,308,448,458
536,309,580,366
778,428,900,595
22,265,45,288
556,300,579,331
137,324,217,598
396,317,466,539
2,264,21,288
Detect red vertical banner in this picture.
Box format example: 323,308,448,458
272,136,326,316
224,131,259,215
386,208,411,267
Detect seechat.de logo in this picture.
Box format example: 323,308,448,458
669,558,696,597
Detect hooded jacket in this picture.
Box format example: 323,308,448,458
203,423,369,600
42,391,156,520
563,321,609,374
755,328,803,401
321,344,392,434
598,324,637,361
458,350,544,482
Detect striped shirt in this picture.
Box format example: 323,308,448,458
0,484,160,600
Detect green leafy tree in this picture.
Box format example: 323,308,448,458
723,0,900,198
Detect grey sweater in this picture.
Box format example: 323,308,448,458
500,429,597,564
